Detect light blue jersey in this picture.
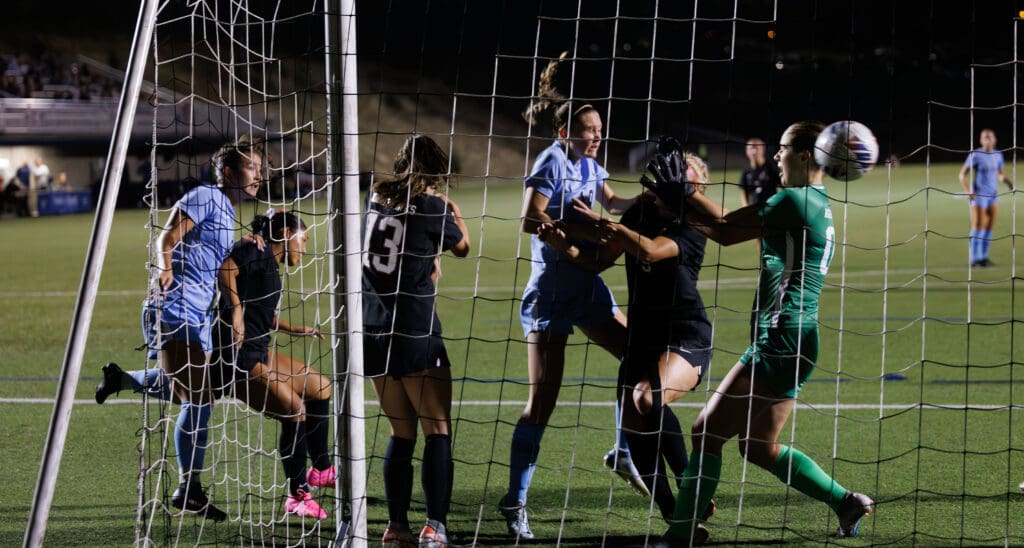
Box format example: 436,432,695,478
526,142,609,263
520,142,617,336
964,148,1004,198
161,184,236,352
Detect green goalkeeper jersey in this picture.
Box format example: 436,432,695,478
752,184,835,329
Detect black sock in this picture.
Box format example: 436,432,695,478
624,428,675,520
657,406,688,485
280,420,309,496
384,436,416,525
422,434,452,526
304,398,332,470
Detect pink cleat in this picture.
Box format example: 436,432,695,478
284,489,327,519
306,465,337,489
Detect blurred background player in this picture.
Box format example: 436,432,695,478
958,128,1014,267
665,121,873,546
540,145,721,526
739,137,780,256
738,137,781,209
503,51,642,541
362,135,470,548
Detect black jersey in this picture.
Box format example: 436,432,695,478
215,241,281,356
739,162,781,207
362,192,464,335
620,201,712,348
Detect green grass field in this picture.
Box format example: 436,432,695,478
3,162,1024,546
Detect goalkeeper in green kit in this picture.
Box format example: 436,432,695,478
657,121,874,546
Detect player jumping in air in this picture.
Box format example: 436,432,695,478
502,51,643,541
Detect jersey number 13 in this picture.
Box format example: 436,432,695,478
363,210,406,275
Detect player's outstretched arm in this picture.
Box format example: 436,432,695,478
690,198,763,246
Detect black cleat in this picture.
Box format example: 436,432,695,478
95,362,124,404
660,524,709,547
835,491,873,538
171,483,227,522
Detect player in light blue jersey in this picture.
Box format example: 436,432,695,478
499,52,641,540
154,136,264,521
663,122,873,546
959,129,1014,267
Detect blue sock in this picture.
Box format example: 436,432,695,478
175,401,212,484
615,399,631,457
969,228,981,263
980,229,992,259
129,368,172,401
508,421,545,504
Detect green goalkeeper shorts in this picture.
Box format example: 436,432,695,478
739,325,819,398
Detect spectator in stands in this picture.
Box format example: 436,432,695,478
15,160,30,189
28,156,50,217
2,176,24,216
53,171,70,191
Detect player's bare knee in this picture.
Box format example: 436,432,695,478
319,378,333,399
632,385,654,417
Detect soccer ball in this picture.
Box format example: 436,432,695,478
813,120,879,181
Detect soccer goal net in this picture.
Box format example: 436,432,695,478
127,1,1024,546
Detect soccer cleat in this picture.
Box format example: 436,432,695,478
603,448,651,498
418,519,448,548
498,495,534,540
285,489,327,519
306,464,337,489
660,524,709,547
171,482,227,522
95,362,125,404
835,491,873,538
382,521,417,548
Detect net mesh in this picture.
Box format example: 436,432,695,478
136,1,1024,545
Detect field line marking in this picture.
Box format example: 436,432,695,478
1,397,1019,411
0,267,969,299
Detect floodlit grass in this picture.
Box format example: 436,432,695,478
2,163,1024,546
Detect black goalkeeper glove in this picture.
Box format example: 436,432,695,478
640,149,695,212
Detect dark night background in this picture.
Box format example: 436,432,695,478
4,0,1024,167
